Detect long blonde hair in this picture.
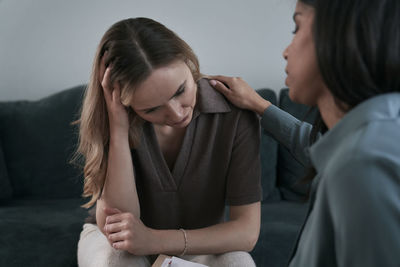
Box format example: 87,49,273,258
75,18,201,208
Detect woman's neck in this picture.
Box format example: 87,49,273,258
317,90,345,129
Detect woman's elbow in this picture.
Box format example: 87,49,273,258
244,228,260,252
95,200,107,235
237,221,260,252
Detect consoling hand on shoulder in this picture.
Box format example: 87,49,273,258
209,75,271,116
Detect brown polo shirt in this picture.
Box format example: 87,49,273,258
132,78,262,230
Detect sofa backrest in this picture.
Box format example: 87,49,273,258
0,137,12,199
256,88,281,202
277,89,318,201
0,85,85,199
0,85,317,202
257,88,318,202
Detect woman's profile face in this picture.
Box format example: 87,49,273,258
283,1,325,106
130,60,197,128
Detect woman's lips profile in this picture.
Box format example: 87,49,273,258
172,114,189,126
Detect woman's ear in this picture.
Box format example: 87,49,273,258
127,106,137,119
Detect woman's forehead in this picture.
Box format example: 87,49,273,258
130,61,190,108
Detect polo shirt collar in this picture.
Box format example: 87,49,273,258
309,93,400,173
193,78,231,118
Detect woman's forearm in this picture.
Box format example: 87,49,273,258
96,133,140,230
151,202,260,255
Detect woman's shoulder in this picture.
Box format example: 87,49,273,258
323,119,400,197
197,77,259,122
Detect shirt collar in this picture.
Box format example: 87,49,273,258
192,78,231,118
309,93,400,172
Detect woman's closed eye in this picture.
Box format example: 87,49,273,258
292,12,300,34
292,24,299,34
145,107,159,114
144,84,185,114
174,86,185,97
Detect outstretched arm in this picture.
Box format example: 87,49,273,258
209,75,314,166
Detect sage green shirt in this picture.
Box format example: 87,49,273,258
262,93,400,267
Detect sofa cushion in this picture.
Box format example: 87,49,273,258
0,198,87,267
0,138,12,199
256,89,281,201
277,89,318,201
0,85,85,198
251,201,308,267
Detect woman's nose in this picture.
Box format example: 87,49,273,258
166,100,184,121
283,45,289,60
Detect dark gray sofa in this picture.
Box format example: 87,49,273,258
0,85,315,267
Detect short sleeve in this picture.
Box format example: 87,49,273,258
225,109,262,206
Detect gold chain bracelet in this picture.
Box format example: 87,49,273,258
179,228,188,257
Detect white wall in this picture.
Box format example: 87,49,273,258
0,0,295,101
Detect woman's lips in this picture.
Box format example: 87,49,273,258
172,115,189,126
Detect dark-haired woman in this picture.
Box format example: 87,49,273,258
76,18,261,266
210,0,400,266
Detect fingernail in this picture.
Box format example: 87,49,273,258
210,80,217,86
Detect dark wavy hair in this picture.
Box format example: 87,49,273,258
300,0,400,184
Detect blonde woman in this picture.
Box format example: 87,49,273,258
76,17,261,267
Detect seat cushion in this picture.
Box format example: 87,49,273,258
0,198,88,267
251,201,308,267
0,85,85,198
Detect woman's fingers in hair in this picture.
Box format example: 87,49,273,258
112,81,122,103
101,68,113,103
102,67,123,106
98,50,109,84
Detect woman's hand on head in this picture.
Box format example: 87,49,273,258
103,207,157,255
209,75,271,115
99,54,130,138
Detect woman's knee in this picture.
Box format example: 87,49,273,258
77,223,150,267
213,251,256,267
183,251,255,267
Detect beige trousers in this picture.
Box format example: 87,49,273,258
77,223,256,267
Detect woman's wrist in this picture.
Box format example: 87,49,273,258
151,229,188,256
253,97,272,116
109,129,129,143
